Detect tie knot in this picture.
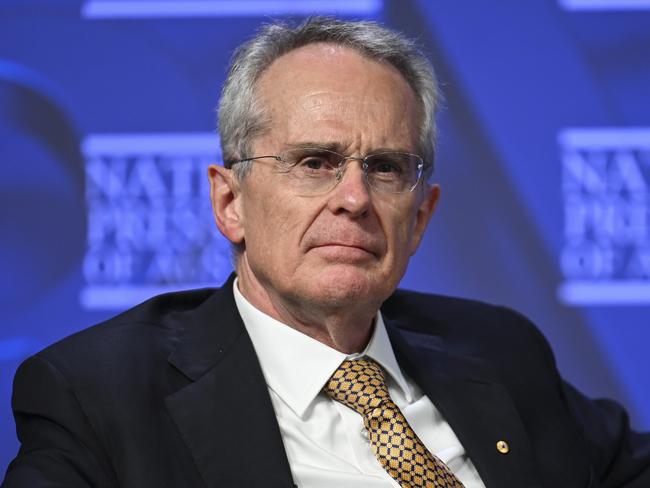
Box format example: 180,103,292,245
324,358,390,415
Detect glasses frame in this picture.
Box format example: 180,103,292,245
226,147,428,195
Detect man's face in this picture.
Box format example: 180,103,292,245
215,43,439,313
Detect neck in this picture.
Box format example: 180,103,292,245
235,257,376,354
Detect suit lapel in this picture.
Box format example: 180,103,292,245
386,322,543,488
164,276,295,488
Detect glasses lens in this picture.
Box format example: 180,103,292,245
282,148,340,171
365,153,423,193
280,148,341,194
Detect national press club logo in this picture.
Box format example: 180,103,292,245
80,133,231,309
558,128,650,305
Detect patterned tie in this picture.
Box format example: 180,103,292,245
324,358,464,488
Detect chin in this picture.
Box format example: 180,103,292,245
303,264,391,308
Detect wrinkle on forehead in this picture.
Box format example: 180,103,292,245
255,43,421,152
299,90,404,117
284,92,418,152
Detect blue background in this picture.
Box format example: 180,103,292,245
1,0,649,475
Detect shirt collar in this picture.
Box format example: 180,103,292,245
232,279,412,418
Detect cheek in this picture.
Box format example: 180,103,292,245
245,193,310,261
380,202,417,254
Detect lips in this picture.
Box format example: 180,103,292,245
314,242,372,251
304,225,385,258
309,241,380,257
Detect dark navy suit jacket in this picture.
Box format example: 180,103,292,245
3,275,650,487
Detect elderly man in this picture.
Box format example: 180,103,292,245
4,17,650,488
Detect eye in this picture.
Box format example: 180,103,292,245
290,150,339,176
301,156,329,170
375,161,401,174
367,156,404,176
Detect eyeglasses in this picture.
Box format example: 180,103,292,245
227,147,427,195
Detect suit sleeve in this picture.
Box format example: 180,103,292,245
519,309,650,487
561,381,650,488
2,354,117,488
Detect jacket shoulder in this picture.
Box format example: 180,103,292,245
40,288,216,357
384,288,541,337
383,288,555,372
23,287,220,399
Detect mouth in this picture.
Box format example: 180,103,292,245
310,242,379,259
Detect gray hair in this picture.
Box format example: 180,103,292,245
217,16,441,180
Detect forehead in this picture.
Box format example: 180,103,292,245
255,43,420,151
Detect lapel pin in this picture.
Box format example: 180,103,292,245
496,440,510,454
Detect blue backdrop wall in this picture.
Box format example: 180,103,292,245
1,0,649,474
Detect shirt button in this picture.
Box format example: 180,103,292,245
361,429,369,440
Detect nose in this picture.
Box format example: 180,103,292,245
326,159,371,217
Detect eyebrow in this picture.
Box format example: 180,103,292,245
283,141,347,153
282,142,415,154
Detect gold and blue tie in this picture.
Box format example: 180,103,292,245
324,358,464,488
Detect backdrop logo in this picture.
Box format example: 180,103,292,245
558,128,650,305
81,0,383,19
559,0,650,10
80,133,231,309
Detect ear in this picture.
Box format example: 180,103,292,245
408,183,440,255
208,164,245,245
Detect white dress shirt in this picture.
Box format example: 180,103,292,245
233,281,486,488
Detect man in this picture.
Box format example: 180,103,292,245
3,17,650,488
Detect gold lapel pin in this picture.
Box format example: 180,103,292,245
496,440,510,454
